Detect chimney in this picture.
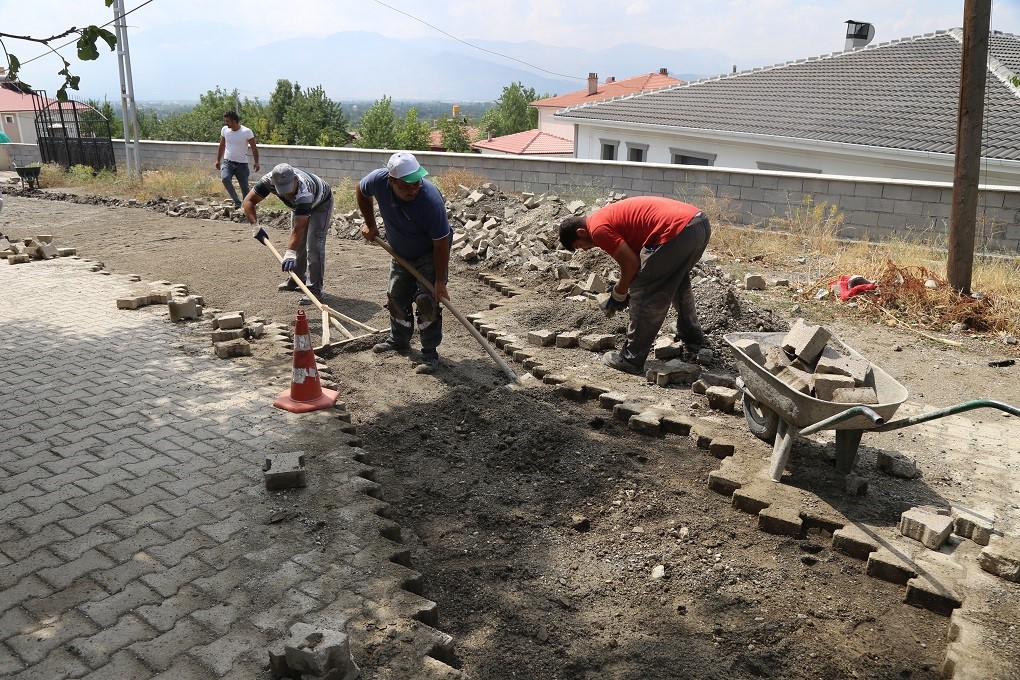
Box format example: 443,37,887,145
606,76,615,83
844,20,875,50
487,131,492,141
587,72,598,95
659,68,668,76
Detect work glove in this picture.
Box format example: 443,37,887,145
282,249,298,272
600,284,630,317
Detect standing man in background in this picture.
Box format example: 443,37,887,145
215,110,259,208
357,152,451,375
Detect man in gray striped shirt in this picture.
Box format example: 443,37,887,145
243,163,334,304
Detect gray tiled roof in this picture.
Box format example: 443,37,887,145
555,30,1020,161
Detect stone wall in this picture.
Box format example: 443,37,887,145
9,140,1019,253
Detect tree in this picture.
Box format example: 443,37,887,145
479,82,539,137
356,95,396,149
394,107,431,151
151,87,264,142
283,85,349,147
439,117,471,153
267,79,300,132
81,97,119,134
0,1,117,101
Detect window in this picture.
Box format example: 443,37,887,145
626,143,648,162
669,148,716,166
599,139,618,161
3,116,12,124
756,161,822,174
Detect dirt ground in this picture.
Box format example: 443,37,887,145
4,182,1020,679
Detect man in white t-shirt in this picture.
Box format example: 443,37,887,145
215,111,260,208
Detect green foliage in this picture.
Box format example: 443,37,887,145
479,82,539,137
356,95,397,149
69,164,96,180
267,80,300,131
394,107,431,151
148,87,264,142
283,85,349,146
1,1,117,101
81,98,118,135
439,117,471,153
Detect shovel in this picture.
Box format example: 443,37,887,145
253,226,382,347
372,238,518,383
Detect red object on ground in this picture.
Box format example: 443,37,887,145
273,309,339,413
831,275,878,301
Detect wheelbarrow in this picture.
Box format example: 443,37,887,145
725,332,1020,482
15,164,41,190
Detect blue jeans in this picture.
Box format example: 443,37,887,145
220,160,250,206
385,250,443,356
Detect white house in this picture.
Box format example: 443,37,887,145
553,29,1020,185
0,84,40,146
473,70,683,158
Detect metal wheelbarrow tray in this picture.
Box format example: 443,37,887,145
15,164,42,190
724,331,1019,482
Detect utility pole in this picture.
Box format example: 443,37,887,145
947,0,991,294
112,0,141,179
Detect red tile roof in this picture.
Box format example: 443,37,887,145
471,129,573,155
429,126,480,151
0,84,89,112
533,71,685,109
0,86,42,112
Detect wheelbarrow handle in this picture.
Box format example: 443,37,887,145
798,405,884,436
873,398,1020,432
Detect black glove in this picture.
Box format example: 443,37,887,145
600,284,629,317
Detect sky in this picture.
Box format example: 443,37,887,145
2,0,1020,94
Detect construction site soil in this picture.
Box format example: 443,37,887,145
5,182,1020,679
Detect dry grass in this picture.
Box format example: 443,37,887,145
702,190,1020,340
39,162,227,201
430,167,489,197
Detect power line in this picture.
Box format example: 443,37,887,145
369,0,585,82
17,0,157,67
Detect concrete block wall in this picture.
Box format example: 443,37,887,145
9,140,1019,252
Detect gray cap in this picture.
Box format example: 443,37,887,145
270,163,296,195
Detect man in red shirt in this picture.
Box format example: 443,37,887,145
559,196,711,374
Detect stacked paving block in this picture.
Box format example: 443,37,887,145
742,318,879,404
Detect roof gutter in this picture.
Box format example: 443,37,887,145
557,117,1020,170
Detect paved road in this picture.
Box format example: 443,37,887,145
0,257,452,678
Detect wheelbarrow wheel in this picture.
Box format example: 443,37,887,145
743,392,779,443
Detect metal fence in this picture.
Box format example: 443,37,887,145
32,90,116,172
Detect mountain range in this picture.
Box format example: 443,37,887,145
22,24,733,103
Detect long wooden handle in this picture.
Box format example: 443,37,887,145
373,239,518,382
258,232,379,335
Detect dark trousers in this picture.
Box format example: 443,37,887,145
386,250,442,355
621,214,711,367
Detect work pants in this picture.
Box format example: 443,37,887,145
620,214,711,367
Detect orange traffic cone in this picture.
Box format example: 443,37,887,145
273,309,339,413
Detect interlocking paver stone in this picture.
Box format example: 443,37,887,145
128,618,210,671
79,581,164,627
0,253,441,677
